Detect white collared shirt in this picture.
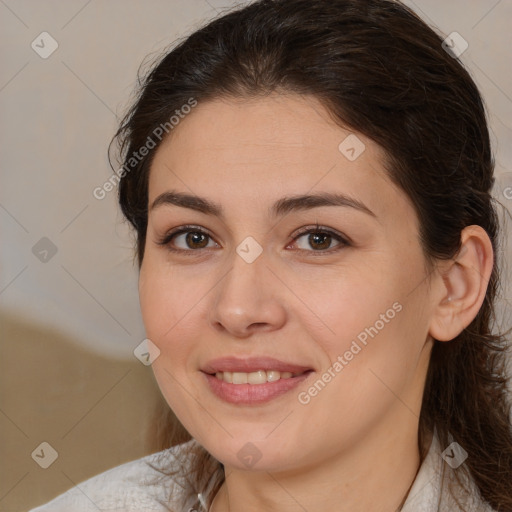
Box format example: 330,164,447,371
29,432,495,512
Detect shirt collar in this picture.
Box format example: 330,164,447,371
401,430,445,511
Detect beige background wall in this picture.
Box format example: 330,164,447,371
0,1,511,511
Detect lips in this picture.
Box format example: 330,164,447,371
200,356,314,404
201,356,313,375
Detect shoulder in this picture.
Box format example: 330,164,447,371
402,431,497,512
29,439,199,512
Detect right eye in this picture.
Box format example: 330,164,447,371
156,225,219,253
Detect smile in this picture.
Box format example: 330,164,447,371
202,370,314,405
213,370,306,384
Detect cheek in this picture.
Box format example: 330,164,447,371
297,304,415,442
315,293,409,392
139,262,207,428
139,257,203,344
138,256,218,401
293,259,424,400
291,263,404,352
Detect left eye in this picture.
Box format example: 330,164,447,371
292,228,348,252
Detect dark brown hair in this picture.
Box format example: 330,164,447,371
111,0,512,509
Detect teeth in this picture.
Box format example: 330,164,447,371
214,370,299,384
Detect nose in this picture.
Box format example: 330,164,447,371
208,249,287,338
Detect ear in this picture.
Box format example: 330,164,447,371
429,225,494,342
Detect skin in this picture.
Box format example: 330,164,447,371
138,93,493,512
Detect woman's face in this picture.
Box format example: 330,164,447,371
139,94,435,471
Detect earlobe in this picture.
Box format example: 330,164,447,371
429,225,494,342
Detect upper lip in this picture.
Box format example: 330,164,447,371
201,356,313,374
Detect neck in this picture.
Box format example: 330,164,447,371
209,414,423,512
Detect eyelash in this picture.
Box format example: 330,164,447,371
156,223,351,256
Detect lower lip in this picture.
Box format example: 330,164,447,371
202,371,313,405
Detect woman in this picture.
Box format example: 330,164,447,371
30,0,512,510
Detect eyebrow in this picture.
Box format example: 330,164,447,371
150,191,376,218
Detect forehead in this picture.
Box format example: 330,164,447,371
148,94,406,220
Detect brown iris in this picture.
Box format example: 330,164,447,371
186,231,209,249
308,232,331,250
